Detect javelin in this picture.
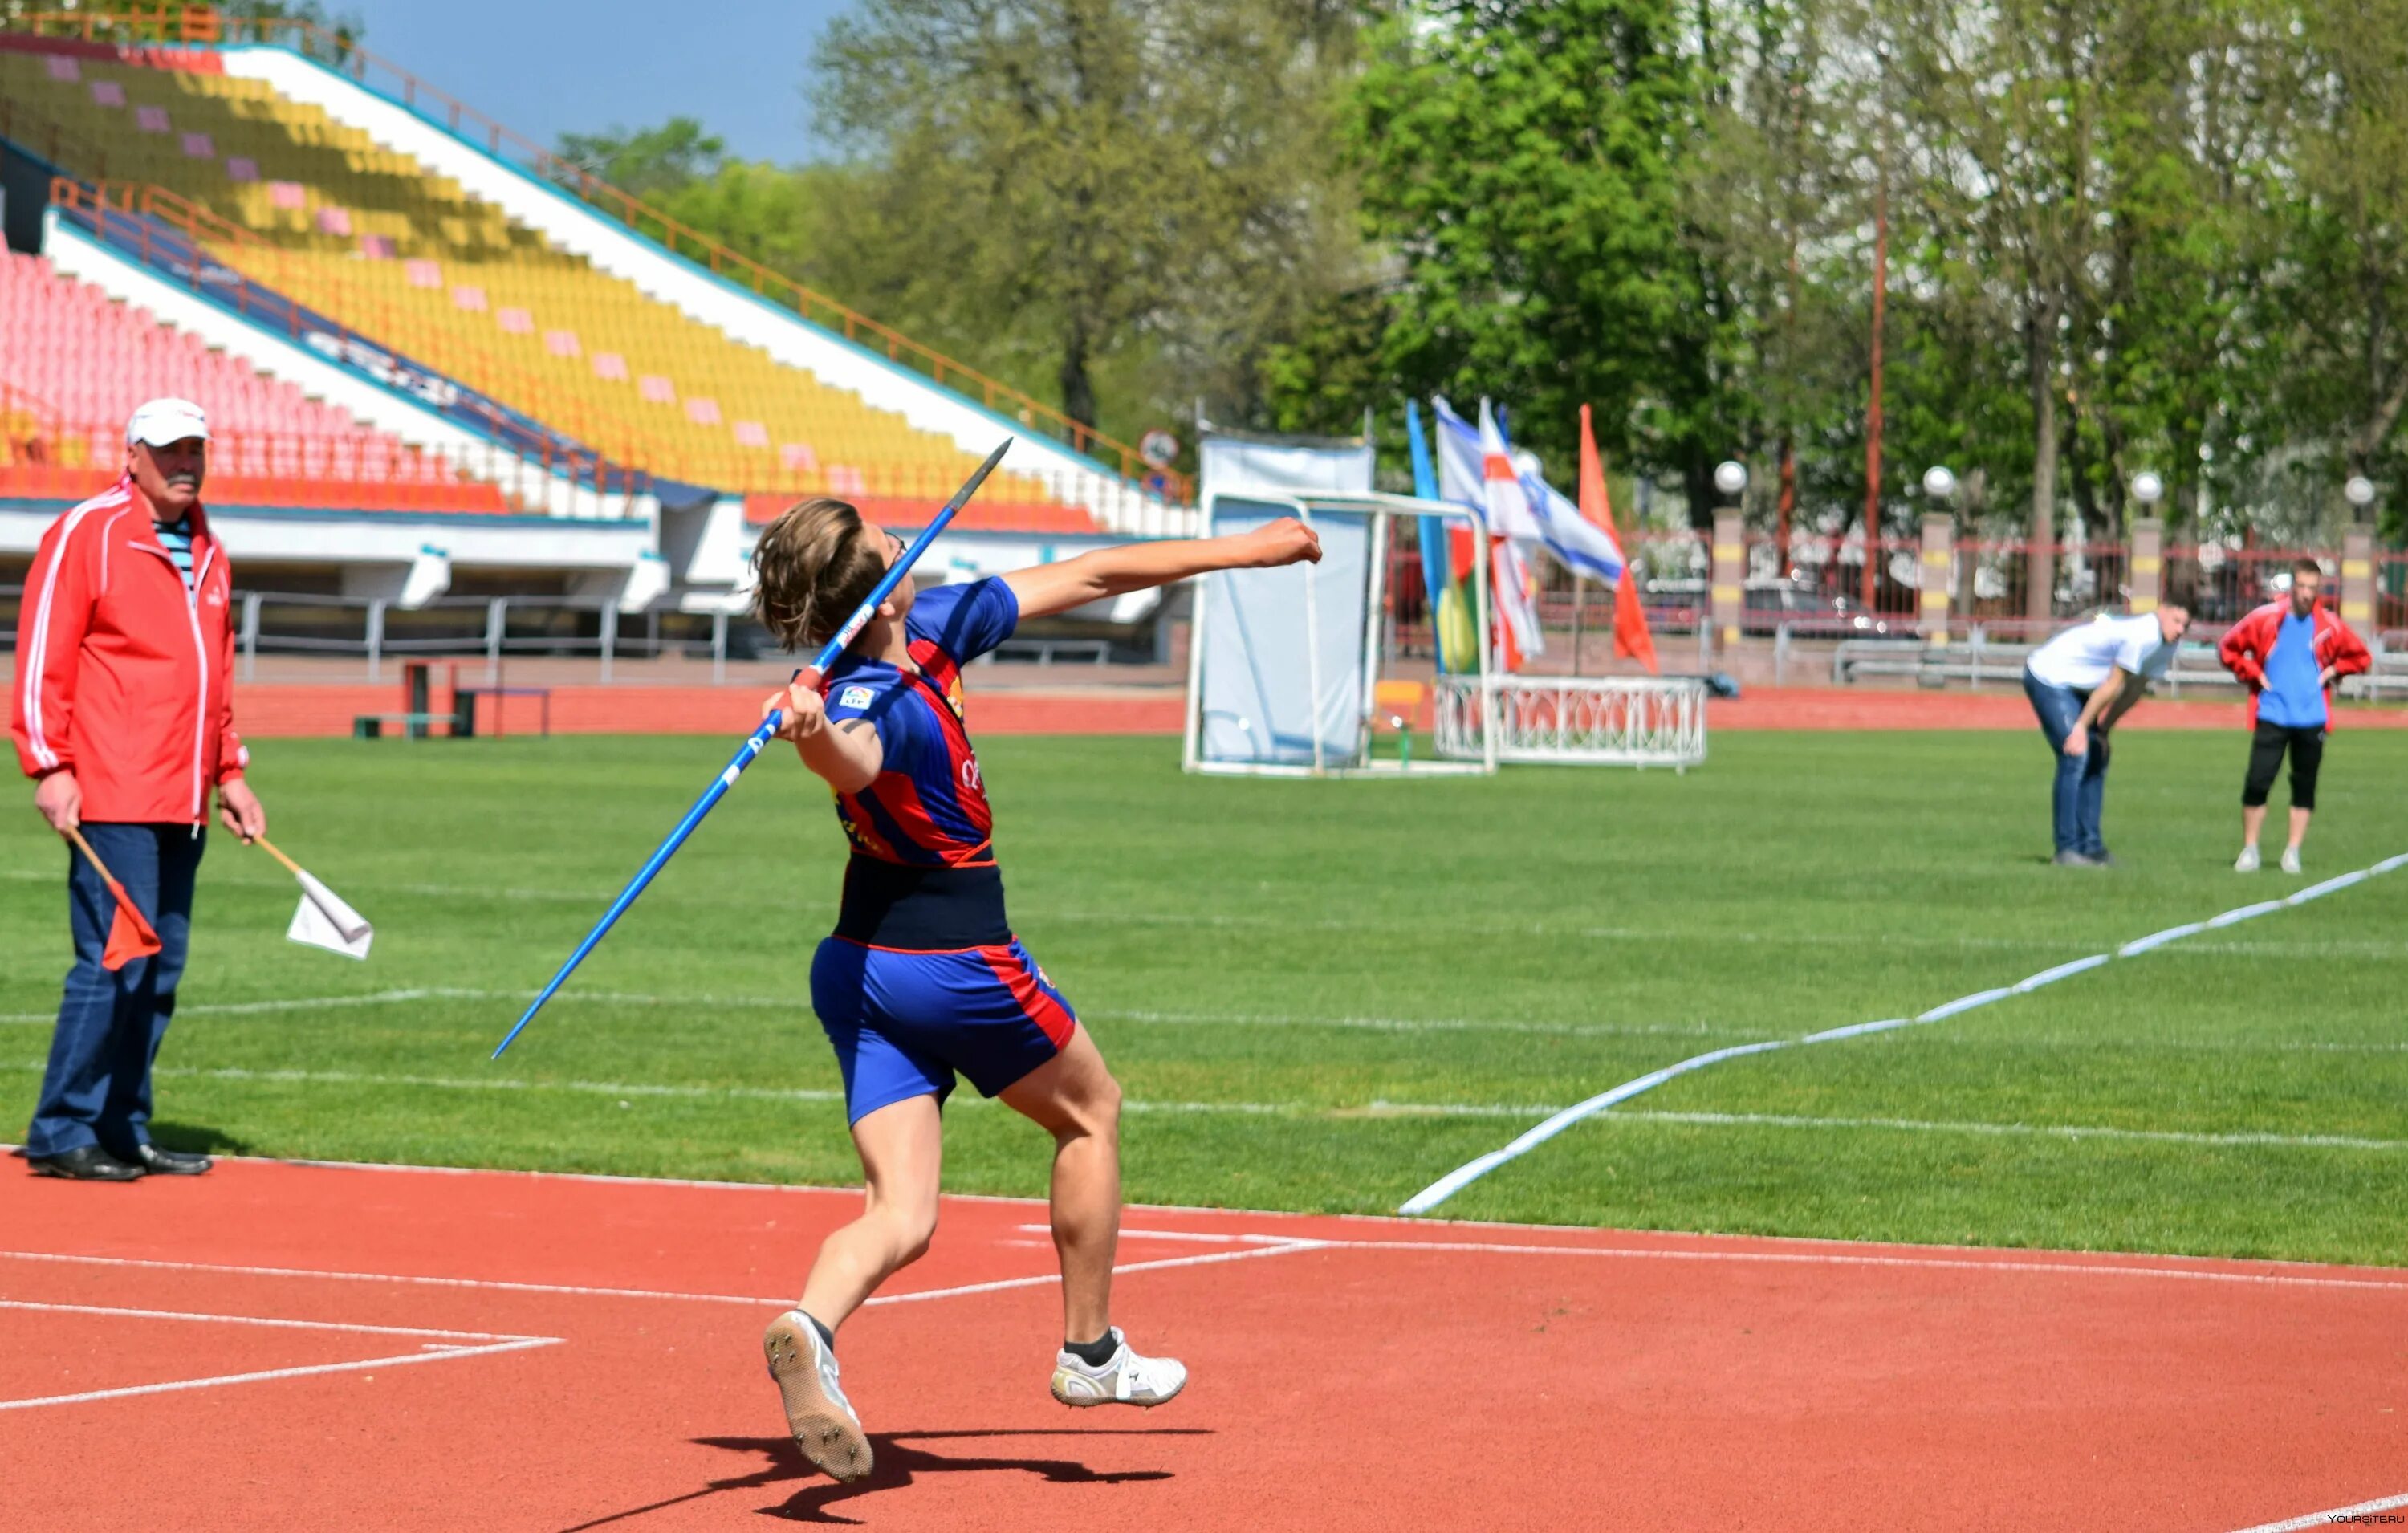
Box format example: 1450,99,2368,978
491,437,1013,1058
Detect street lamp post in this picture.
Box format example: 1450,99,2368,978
1711,461,1747,661
2345,474,2377,523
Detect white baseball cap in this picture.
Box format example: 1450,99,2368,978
125,396,211,448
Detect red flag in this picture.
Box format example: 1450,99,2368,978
1578,405,1658,675
67,832,164,970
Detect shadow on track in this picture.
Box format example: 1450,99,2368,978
555,1428,1206,1530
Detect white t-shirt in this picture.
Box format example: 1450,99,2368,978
2027,613,2172,689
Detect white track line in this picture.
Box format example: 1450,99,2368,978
862,1240,1330,1306
1399,848,2408,1214
11,1233,2404,1308
2225,1490,2408,1532
0,1250,795,1306
0,1240,1335,1311
0,1299,557,1413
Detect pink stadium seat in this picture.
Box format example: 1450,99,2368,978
0,251,506,514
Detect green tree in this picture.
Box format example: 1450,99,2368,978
1344,0,1733,519
810,0,1373,440
2257,0,2408,525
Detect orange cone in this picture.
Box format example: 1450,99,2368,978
64,828,164,970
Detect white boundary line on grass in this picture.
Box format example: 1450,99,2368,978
2225,1490,2408,1532
6,1067,2399,1151
1398,851,2408,1214
0,1298,559,1412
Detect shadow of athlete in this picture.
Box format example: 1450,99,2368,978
555,1428,1201,1531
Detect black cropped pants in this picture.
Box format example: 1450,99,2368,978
2242,720,2325,811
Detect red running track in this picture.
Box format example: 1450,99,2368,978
2,1158,2403,1532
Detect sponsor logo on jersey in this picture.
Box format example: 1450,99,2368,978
839,685,875,709
961,756,982,792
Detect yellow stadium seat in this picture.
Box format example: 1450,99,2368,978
0,47,1071,510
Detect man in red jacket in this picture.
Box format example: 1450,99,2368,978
2217,559,2371,874
10,398,266,1181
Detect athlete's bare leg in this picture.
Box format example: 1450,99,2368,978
999,1026,1122,1343
798,1093,944,1330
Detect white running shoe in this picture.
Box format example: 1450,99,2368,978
2280,845,2303,875
2234,844,2260,872
1050,1328,1187,1408
763,1311,872,1482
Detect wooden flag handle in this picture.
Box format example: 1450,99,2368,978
61,825,118,886
252,836,303,877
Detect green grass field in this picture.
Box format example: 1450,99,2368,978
5,729,2404,1266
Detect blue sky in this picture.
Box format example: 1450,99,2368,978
340,0,855,164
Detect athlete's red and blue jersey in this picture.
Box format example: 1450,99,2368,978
807,575,1079,1119
817,577,1019,952
819,576,1015,870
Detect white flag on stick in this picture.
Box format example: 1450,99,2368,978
258,839,373,960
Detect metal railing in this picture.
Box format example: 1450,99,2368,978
222,589,749,685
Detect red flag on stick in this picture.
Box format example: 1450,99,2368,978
1577,405,1659,674
65,828,164,970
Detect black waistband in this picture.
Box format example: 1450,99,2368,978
834,858,1011,949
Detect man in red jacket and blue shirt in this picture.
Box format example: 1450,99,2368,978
10,398,266,1181
2218,559,2371,874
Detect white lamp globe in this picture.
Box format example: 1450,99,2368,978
1921,466,1957,500
2130,470,2165,506
2345,474,2377,508
1713,460,1747,497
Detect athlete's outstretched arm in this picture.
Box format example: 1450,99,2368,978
1003,518,1321,620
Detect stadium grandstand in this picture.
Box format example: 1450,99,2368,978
1,250,504,512
0,10,1190,670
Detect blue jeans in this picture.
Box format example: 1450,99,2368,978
2024,670,2110,857
26,823,204,1158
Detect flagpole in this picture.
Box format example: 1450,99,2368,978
1571,574,1586,677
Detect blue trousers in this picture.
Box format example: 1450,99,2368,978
2023,670,2111,857
27,823,204,1158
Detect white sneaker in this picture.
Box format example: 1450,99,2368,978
2234,845,2260,872
764,1310,872,1482
1050,1328,1187,1407
2280,845,2303,875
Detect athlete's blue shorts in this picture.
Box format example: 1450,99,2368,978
810,936,1079,1123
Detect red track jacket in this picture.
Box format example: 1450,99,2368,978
10,478,249,823
2215,599,2373,730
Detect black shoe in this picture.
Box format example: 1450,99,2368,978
121,1143,213,1176
29,1145,144,1181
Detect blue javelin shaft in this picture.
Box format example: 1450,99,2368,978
492,438,1013,1059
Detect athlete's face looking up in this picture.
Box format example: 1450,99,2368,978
866,521,916,617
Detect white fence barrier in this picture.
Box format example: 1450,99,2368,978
1437,674,1707,768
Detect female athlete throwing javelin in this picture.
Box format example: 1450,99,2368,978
748,498,1320,1482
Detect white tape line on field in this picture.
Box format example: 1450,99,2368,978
1398,849,2408,1214
2223,1490,2408,1533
